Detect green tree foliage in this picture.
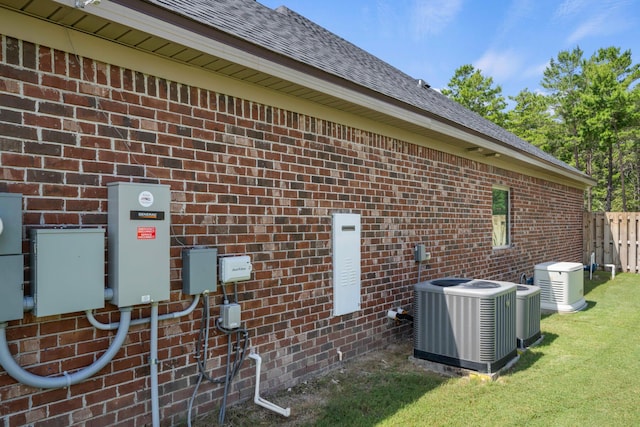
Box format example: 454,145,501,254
505,89,562,156
577,48,640,211
442,47,640,212
541,47,587,170
441,64,507,126
543,47,640,211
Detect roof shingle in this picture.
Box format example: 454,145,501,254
147,0,586,177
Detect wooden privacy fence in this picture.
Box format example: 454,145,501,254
584,212,640,274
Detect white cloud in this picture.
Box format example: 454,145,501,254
500,0,534,34
567,14,607,43
473,49,524,82
410,0,463,38
555,0,634,44
523,61,550,80
554,0,589,19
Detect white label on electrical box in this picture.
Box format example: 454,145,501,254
138,191,154,207
141,295,151,303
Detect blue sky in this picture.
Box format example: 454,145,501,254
258,0,640,102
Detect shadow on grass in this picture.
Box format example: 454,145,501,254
583,272,610,296
503,332,557,376
310,369,446,427
537,331,558,347
538,273,603,320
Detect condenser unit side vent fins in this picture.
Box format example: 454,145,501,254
479,299,496,362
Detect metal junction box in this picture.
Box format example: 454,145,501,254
182,247,217,295
31,228,105,317
108,182,170,307
0,193,24,322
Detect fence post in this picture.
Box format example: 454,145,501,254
619,213,628,273
630,213,638,273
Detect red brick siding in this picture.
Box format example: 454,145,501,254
0,35,584,426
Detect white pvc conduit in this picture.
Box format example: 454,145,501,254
248,351,291,417
0,308,132,389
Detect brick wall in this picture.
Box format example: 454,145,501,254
0,35,584,426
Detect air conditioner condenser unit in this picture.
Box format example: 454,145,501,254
516,284,541,348
414,278,517,373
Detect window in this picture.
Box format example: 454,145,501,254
492,186,510,248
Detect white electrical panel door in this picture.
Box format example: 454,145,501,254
332,213,361,316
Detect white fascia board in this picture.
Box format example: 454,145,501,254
53,0,591,187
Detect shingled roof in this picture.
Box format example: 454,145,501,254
141,0,589,181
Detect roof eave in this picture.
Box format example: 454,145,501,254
47,0,594,189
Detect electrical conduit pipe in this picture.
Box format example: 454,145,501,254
0,307,132,389
248,351,291,417
150,302,160,427
86,293,198,426
86,294,201,331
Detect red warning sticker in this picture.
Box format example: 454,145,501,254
137,226,156,240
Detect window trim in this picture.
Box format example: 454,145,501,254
492,185,511,249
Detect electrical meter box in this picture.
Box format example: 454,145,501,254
108,182,170,307
31,228,105,317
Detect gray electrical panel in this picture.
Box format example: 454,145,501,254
108,182,170,307
182,248,217,295
0,193,23,322
0,255,23,322
0,193,22,255
31,228,105,317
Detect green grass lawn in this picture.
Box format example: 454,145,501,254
314,272,640,427
220,272,640,426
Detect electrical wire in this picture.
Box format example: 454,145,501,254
219,333,233,425
218,328,249,424
187,286,251,426
216,283,250,425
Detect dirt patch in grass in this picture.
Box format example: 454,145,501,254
197,339,425,426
